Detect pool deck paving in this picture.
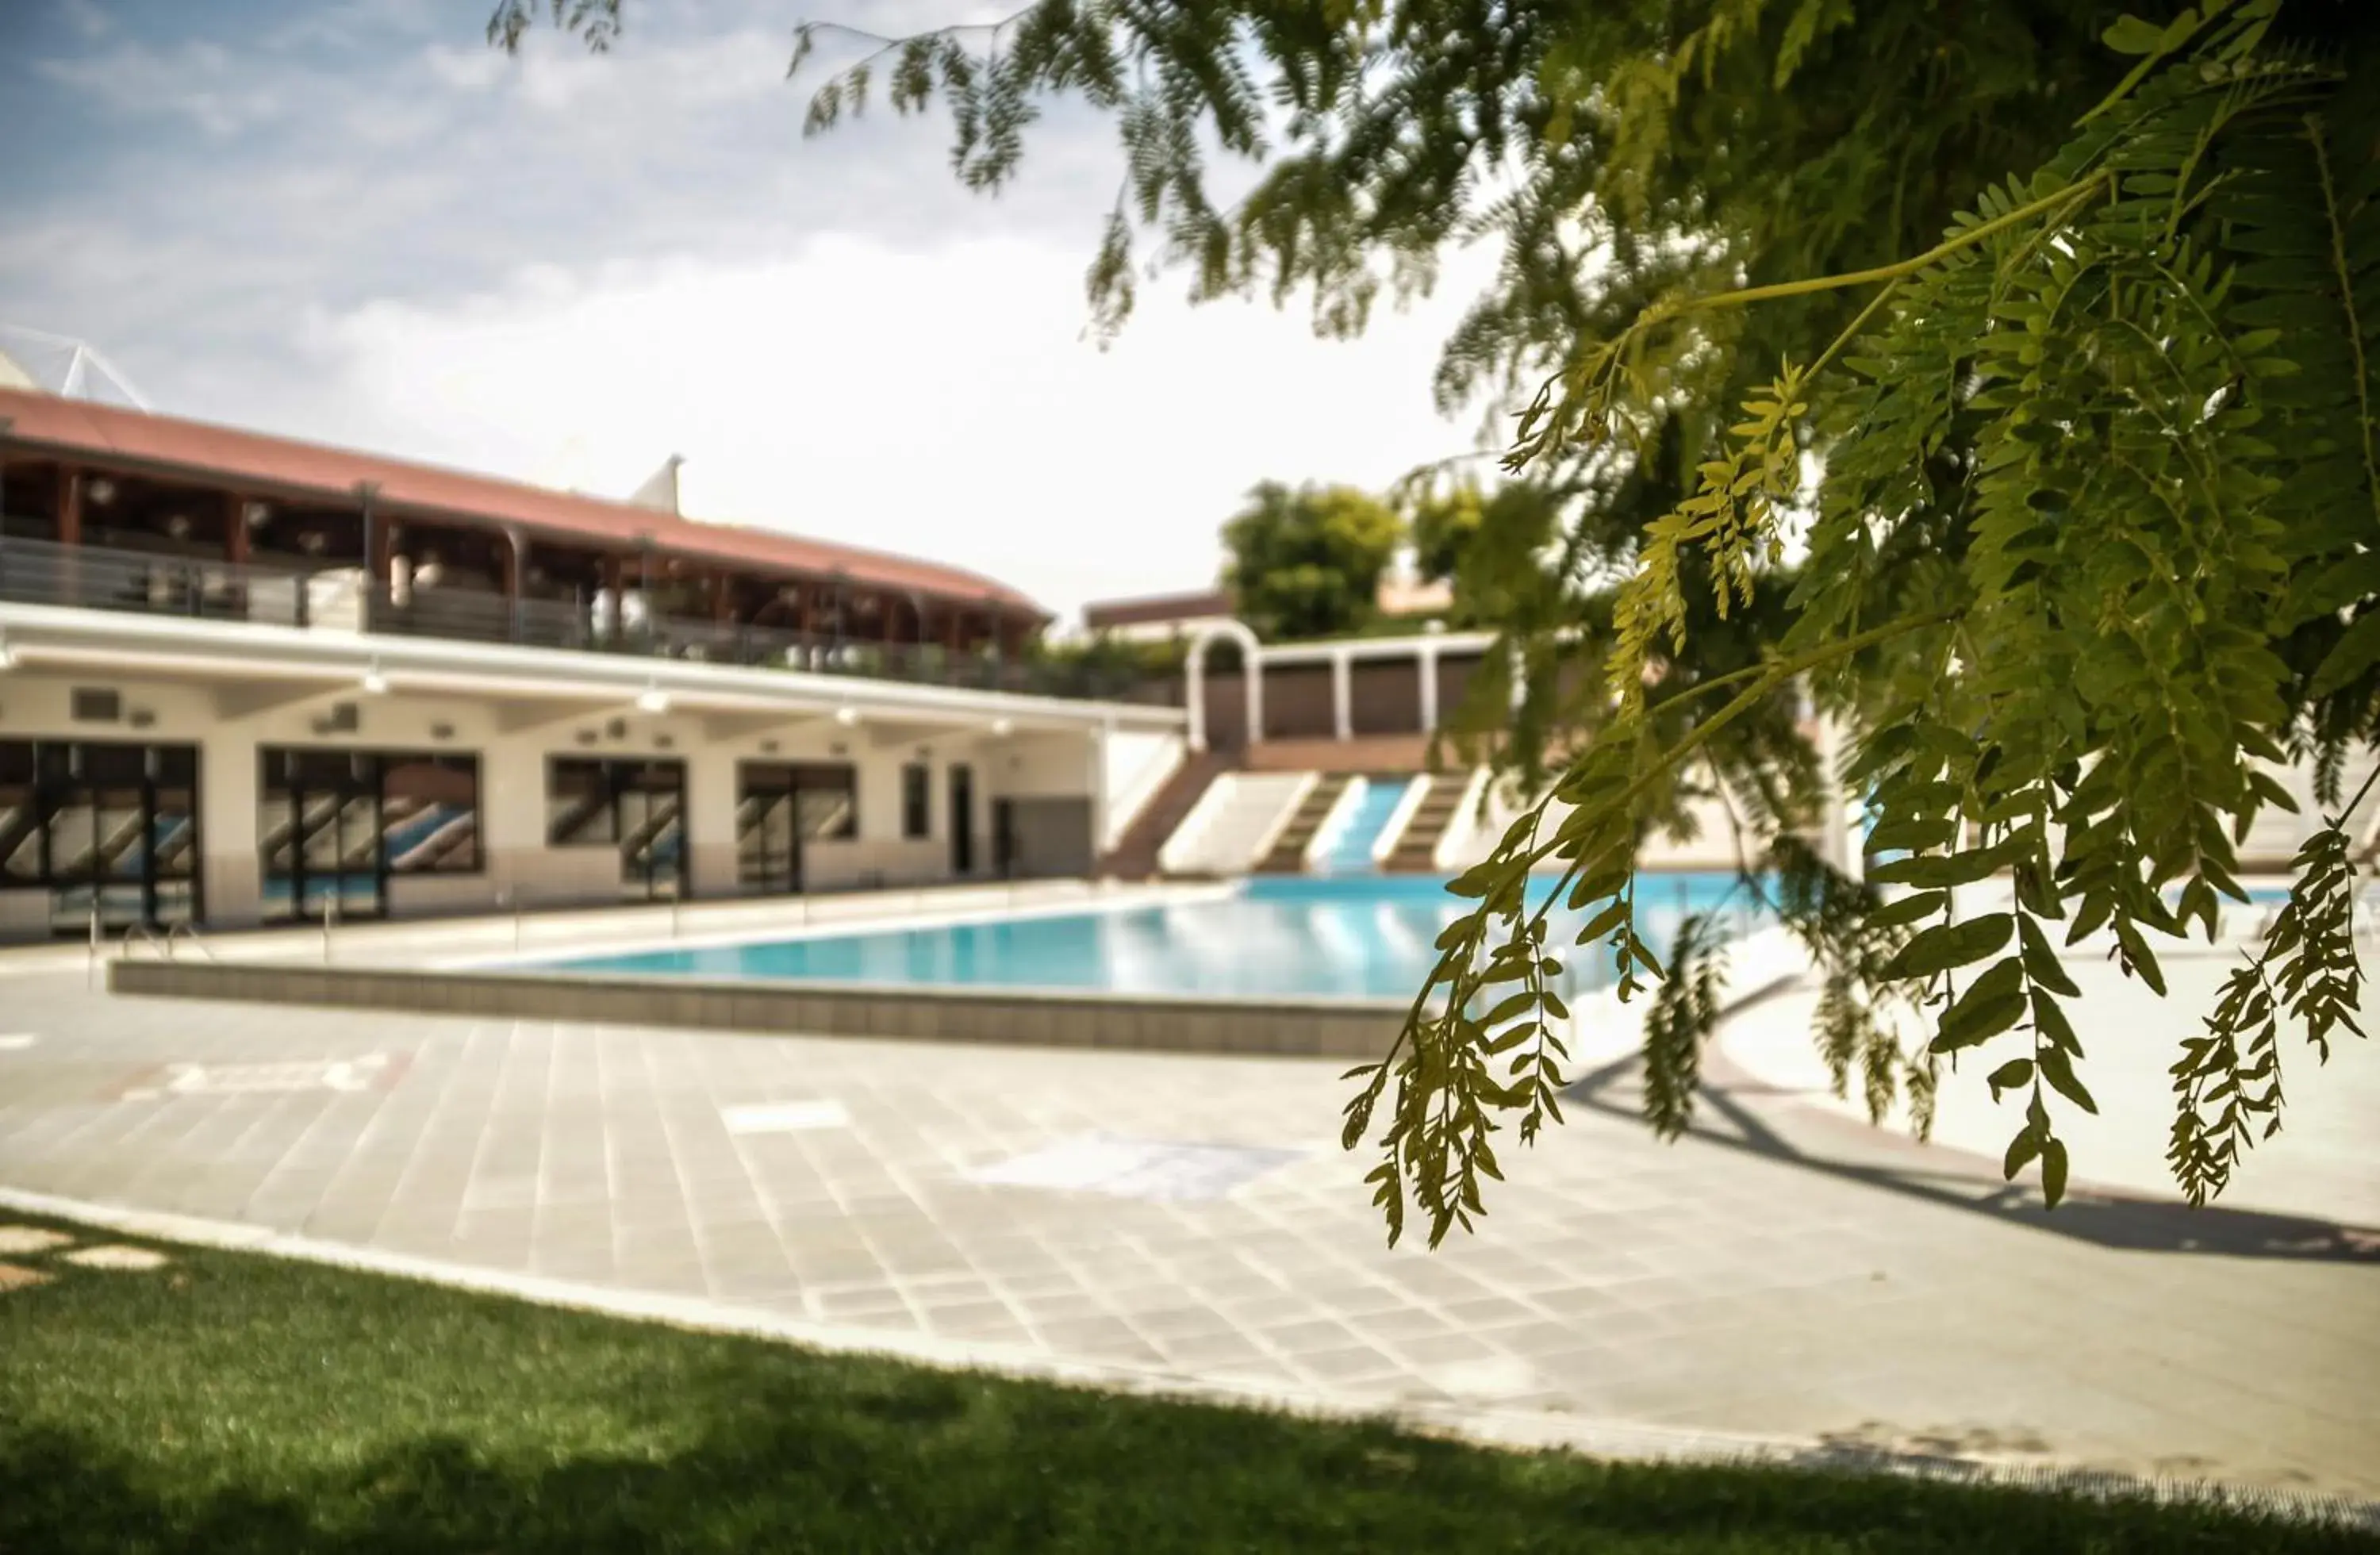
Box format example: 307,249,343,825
1,931,2376,1510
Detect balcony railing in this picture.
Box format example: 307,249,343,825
0,534,1173,705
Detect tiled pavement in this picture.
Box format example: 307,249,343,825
1,967,2376,1503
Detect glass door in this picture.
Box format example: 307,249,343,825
991,797,1016,879
263,749,386,924
89,746,150,931
618,761,685,901
29,742,202,935
148,746,201,927
948,763,975,876
735,762,800,895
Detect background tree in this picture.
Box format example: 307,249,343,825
501,0,2380,1239
1404,477,1578,627
1219,480,1404,641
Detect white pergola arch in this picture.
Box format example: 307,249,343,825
1184,619,1264,752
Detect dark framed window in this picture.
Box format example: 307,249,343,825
547,757,685,900
257,747,479,927
382,754,481,874
0,739,202,932
548,758,618,847
738,761,857,893
901,762,931,840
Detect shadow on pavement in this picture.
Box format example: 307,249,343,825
1562,1058,2380,1265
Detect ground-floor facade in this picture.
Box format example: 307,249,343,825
0,606,1185,940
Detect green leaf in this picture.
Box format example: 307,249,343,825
1883,914,2014,981
1867,850,2006,889
2031,990,2084,1056
2017,914,2081,996
1933,957,2027,1050
2112,918,2168,996
2037,1047,2099,1115
1870,890,1948,930
2003,1126,2043,1181
1986,1058,2035,1099
2040,1136,2071,1208
1867,815,1958,854
2102,14,2168,55
2310,612,2380,699
1577,899,1632,943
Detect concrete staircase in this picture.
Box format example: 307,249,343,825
1100,749,1229,881
1382,770,1472,872
1160,772,1311,876
1256,774,1351,873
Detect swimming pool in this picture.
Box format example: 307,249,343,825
534,873,1768,1001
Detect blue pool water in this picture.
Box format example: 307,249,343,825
535,873,1767,1001
1315,779,1415,874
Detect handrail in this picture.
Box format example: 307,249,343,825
0,534,1157,704
163,920,217,962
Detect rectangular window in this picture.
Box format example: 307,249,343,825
547,758,617,847
381,754,480,874
550,757,685,900
797,768,858,842
256,747,479,931
0,738,205,931
736,761,857,894
901,762,931,840
0,742,40,889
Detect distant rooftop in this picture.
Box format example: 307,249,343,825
1082,589,1235,632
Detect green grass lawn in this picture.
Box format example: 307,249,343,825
0,1212,2369,1555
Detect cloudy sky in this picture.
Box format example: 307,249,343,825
0,0,1502,617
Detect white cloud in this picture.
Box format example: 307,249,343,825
420,44,507,93
293,236,1501,616
11,0,1518,619
36,40,286,138
498,25,788,115
60,0,112,41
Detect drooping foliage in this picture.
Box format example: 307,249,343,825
499,0,2380,1241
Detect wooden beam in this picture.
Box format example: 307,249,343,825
602,554,625,638
225,491,251,566
56,463,81,547
359,482,390,583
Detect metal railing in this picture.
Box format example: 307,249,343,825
0,533,1168,704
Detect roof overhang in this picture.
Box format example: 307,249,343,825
0,603,1184,735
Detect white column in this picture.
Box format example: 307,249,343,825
1087,720,1111,871
684,740,739,899
1418,643,1440,734
1185,646,1207,752
1246,646,1264,747
1332,649,1353,742
200,729,262,927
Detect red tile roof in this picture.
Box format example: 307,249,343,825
0,386,1043,617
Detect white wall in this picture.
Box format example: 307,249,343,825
1100,727,1185,850
0,667,1112,934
